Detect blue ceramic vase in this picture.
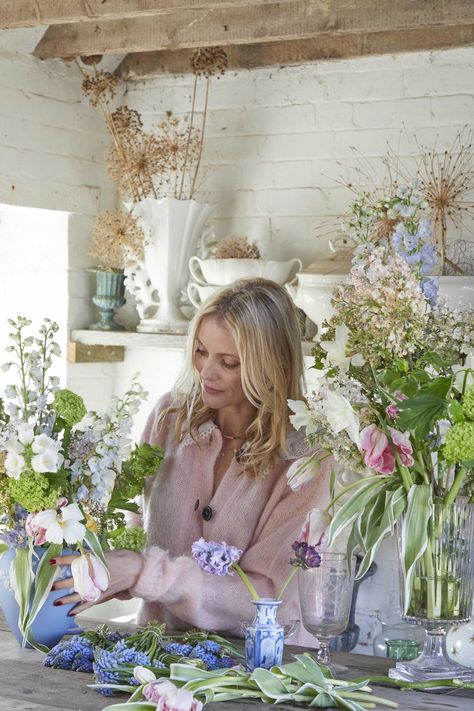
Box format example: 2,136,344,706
0,547,80,649
244,598,284,672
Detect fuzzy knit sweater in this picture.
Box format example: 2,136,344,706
126,392,332,647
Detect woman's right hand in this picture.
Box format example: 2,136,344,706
51,548,144,615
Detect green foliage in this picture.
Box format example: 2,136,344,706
8,471,60,511
462,385,474,420
444,421,474,464
108,526,147,552
396,377,452,440
112,443,163,506
52,389,87,427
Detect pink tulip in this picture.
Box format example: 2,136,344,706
359,424,395,475
143,679,203,711
388,427,414,467
385,404,400,419
25,513,47,546
299,508,331,547
71,553,110,602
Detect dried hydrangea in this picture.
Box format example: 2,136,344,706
191,47,228,77
89,210,145,270
215,236,261,259
331,247,429,365
82,70,119,107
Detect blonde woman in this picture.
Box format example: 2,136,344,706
53,278,331,645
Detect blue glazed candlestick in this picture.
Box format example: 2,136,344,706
244,598,284,672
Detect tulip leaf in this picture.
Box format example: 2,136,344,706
12,547,33,640
400,484,433,613
84,529,107,567
327,479,389,547
100,704,157,711
26,543,62,634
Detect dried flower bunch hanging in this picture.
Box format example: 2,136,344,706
214,236,261,259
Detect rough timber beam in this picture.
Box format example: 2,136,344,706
34,0,474,60
117,23,474,78
0,0,279,29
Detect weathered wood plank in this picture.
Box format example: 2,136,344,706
33,0,474,60
0,0,281,29
0,615,472,710
118,23,474,78
67,342,124,363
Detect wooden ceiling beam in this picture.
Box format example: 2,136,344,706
33,0,474,60
117,23,474,79
0,0,280,29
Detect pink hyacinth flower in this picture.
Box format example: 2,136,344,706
143,679,203,711
359,424,395,475
71,553,110,603
388,427,414,467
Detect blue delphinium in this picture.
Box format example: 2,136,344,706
0,504,29,548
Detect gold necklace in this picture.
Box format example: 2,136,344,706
221,432,246,440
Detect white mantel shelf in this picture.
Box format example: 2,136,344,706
70,330,315,356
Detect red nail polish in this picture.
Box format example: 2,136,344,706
49,559,56,565
53,600,62,607
67,611,75,617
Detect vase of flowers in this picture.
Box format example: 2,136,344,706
192,537,319,671
0,317,163,650
286,185,474,681
80,49,227,333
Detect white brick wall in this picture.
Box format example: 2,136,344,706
2,44,474,648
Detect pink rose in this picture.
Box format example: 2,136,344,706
359,424,395,474
388,427,414,467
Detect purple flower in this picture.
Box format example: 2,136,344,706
191,538,242,576
290,541,321,569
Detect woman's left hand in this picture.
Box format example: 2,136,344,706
50,549,144,616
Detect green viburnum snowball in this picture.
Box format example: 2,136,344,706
8,471,59,511
444,421,474,464
52,389,87,426
111,527,147,552
462,385,474,420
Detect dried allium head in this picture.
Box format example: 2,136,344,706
215,236,261,259
82,70,119,106
80,55,103,66
89,210,144,270
111,106,143,135
191,47,228,77
107,132,162,199
157,115,200,171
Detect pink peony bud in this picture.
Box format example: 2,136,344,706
359,424,395,475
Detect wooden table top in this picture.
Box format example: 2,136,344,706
0,616,472,711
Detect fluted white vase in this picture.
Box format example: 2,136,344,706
125,197,214,333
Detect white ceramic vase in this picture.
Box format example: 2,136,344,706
125,197,214,332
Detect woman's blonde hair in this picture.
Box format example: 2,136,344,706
166,278,305,478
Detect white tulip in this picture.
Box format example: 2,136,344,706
71,553,110,602
325,390,360,445
287,399,319,435
31,448,59,473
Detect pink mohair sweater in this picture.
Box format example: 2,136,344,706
127,392,332,647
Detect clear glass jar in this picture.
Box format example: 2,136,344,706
373,609,425,657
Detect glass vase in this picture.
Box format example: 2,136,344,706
389,501,474,682
243,598,284,672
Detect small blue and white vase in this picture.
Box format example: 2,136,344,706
244,598,284,672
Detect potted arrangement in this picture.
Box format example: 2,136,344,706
0,317,163,650
88,209,144,331
286,207,474,682
80,50,228,333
